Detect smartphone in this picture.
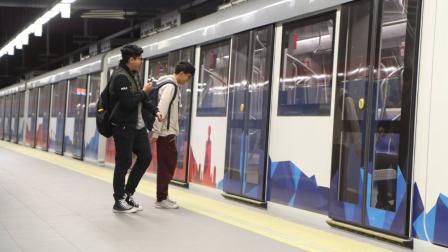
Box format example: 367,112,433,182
148,77,157,87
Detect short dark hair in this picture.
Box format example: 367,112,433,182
175,61,195,75
120,45,143,64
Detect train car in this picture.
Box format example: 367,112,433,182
26,55,103,160
0,83,25,143
0,0,447,249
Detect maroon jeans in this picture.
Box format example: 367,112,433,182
156,135,177,202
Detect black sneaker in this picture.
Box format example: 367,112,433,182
113,199,138,213
126,194,143,211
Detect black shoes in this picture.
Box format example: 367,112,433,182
126,194,143,211
113,198,138,213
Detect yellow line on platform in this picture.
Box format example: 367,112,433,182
0,141,391,252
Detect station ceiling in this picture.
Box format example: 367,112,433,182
0,0,223,88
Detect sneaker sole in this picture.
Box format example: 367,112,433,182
113,208,138,213
155,204,179,209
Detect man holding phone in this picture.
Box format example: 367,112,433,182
109,45,162,213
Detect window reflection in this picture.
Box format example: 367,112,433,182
279,15,335,115
375,0,407,121
87,74,101,117
148,57,169,80
197,40,230,116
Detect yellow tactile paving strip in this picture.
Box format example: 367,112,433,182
0,141,391,252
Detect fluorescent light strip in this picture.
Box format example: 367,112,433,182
0,0,77,58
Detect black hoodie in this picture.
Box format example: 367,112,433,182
109,62,158,129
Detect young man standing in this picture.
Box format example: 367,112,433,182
151,61,195,209
109,45,162,213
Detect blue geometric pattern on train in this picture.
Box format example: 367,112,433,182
412,183,427,240
84,131,99,160
268,160,329,214
365,166,406,234
343,168,364,222
426,193,448,246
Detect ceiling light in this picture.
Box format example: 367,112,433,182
1,0,76,59
61,0,77,3
7,46,14,55
32,23,43,37
59,3,71,18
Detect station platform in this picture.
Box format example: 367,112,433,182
0,141,444,252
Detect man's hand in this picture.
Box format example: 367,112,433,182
156,112,163,122
150,137,158,144
143,82,153,93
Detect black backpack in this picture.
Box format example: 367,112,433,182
144,79,177,131
96,77,119,138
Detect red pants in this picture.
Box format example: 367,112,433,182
156,135,177,202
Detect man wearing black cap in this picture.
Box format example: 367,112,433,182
109,44,162,213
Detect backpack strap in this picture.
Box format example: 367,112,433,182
157,80,177,130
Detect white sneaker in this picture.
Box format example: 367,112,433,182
155,199,179,209
166,197,176,204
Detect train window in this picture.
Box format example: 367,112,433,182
374,0,406,122
197,40,231,116
87,73,101,117
278,14,336,116
37,86,51,117
147,56,169,80
369,0,410,212
51,81,67,118
67,76,88,118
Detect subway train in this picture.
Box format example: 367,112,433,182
0,0,447,248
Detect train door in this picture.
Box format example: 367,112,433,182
0,96,4,140
49,81,67,154
329,0,421,241
10,93,20,143
168,47,196,185
65,76,88,159
84,73,101,162
4,95,12,141
18,92,26,144
26,88,39,147
36,85,51,150
223,26,274,202
146,56,169,173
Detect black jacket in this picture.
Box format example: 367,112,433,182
109,62,158,129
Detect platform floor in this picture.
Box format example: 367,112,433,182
0,141,445,252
